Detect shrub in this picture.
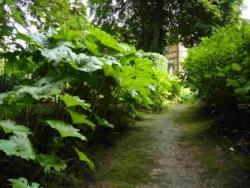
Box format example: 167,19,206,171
184,22,250,112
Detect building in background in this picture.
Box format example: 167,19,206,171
245,18,250,23
164,43,187,74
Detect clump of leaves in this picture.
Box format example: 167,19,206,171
8,178,41,188
184,21,250,123
184,21,250,116
0,0,177,187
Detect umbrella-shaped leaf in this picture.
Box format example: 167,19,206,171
0,120,31,134
0,133,36,160
8,177,41,188
41,42,75,63
75,54,103,72
46,120,87,141
74,148,95,171
61,94,90,109
95,115,114,128
67,109,95,129
37,154,67,172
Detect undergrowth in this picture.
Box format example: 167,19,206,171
175,105,250,188
0,1,179,187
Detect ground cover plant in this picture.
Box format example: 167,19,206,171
0,0,179,187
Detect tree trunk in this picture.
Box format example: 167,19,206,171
151,0,164,51
152,21,161,51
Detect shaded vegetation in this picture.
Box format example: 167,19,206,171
0,0,181,187
184,21,250,130
88,0,242,51
175,105,250,187
0,0,249,187
85,119,155,188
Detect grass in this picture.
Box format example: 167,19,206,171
85,118,155,188
175,105,250,187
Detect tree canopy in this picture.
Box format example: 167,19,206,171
88,0,243,52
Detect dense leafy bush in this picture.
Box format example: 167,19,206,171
184,22,250,112
0,2,178,186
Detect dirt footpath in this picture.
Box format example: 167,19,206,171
138,104,207,188
88,104,241,188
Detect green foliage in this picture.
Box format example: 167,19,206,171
75,148,95,171
8,178,41,188
0,0,178,186
184,21,250,111
46,120,87,141
89,0,242,51
61,94,90,109
67,109,95,128
36,154,67,173
0,120,31,134
0,133,36,160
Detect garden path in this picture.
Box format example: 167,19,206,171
138,104,206,188
88,104,221,188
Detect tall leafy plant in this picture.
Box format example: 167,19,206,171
184,21,250,112
0,19,174,188
0,0,177,187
